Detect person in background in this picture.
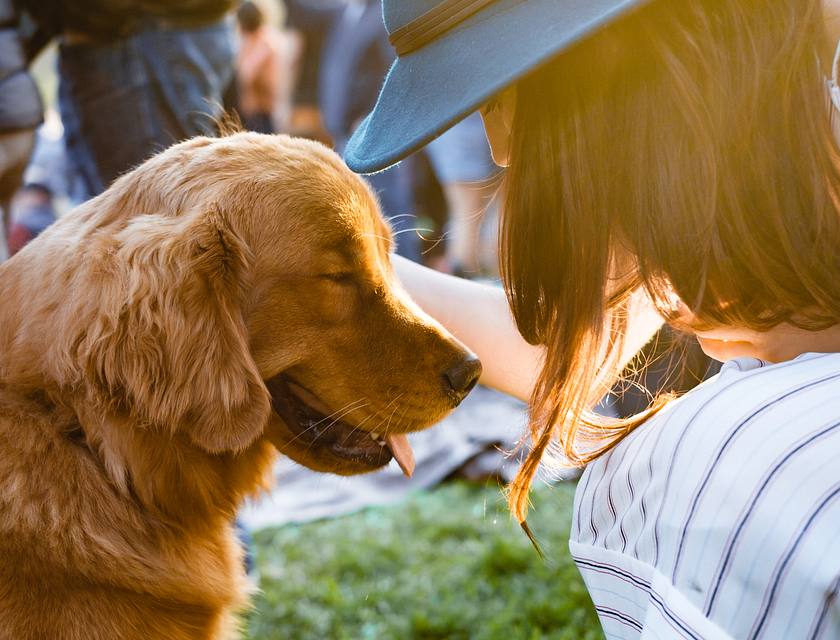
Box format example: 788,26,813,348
0,0,42,260
22,0,237,200
320,0,419,261
7,183,55,257
235,0,291,134
283,0,343,143
6,110,82,256
322,0,500,270
424,112,499,278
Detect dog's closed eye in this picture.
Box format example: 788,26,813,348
319,272,355,284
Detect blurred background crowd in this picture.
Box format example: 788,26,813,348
0,0,502,279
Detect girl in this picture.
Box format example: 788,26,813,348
345,0,840,637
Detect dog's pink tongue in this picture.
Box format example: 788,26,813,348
386,434,415,478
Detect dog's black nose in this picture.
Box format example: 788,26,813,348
443,353,482,401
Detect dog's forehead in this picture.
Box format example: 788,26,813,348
335,191,393,262
302,166,392,252
262,172,388,265
205,134,393,261
347,184,393,255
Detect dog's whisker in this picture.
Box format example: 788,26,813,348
391,404,411,436
302,398,369,451
421,233,447,255
367,408,392,436
327,402,370,429
322,400,372,432
390,227,433,237
284,400,371,446
339,413,376,446
285,400,368,444
365,393,405,435
371,400,402,438
383,405,400,437
309,398,369,429
361,227,434,244
378,392,405,416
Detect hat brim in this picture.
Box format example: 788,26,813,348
344,0,648,174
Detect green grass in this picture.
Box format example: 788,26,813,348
245,481,601,640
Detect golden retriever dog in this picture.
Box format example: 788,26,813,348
0,133,481,640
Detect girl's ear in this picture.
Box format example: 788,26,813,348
479,85,517,167
78,207,271,454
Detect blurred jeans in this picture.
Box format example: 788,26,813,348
364,159,421,262
241,111,274,135
58,18,234,199
424,112,498,184
334,137,420,262
320,2,421,263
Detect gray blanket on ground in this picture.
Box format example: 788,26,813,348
241,386,528,529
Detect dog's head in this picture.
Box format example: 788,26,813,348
42,133,479,476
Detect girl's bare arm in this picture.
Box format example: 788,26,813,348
393,255,663,402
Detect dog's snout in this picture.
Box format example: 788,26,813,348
443,353,482,401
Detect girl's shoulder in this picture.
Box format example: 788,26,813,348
627,351,840,461
584,352,840,507
574,351,840,552
572,353,840,638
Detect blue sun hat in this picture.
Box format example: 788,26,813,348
344,0,651,174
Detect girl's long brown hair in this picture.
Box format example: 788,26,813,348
502,0,840,523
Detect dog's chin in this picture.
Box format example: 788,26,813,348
263,375,393,475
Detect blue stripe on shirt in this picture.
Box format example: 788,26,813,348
672,371,840,581
748,482,840,638
704,419,840,614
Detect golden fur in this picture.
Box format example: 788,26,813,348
0,133,474,639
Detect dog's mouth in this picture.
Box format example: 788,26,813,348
264,375,415,477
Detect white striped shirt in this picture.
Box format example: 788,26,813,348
570,352,840,639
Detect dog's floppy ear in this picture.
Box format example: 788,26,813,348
80,207,270,453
